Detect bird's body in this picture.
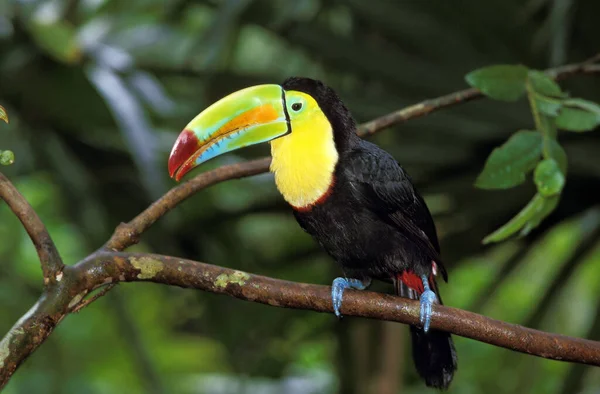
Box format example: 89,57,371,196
288,136,457,389
169,76,457,389
291,137,438,283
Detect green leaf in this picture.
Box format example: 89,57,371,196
483,193,559,243
535,96,562,116
563,98,600,115
28,21,81,64
519,195,560,236
465,64,528,101
475,130,543,189
555,107,599,131
527,70,565,98
1,107,13,165
552,98,600,132
534,159,565,196
0,150,15,165
547,139,568,174
0,105,7,123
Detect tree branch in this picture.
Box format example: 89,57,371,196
104,157,272,251
1,53,599,389
76,251,600,366
359,60,600,135
0,172,64,284
7,250,600,376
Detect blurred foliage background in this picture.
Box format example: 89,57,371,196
1,0,600,393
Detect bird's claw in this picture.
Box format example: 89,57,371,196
331,277,370,318
419,289,437,333
331,278,346,318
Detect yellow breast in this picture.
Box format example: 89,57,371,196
269,105,339,209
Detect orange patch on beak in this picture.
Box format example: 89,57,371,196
208,103,281,142
168,104,282,181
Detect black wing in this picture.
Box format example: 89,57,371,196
343,140,447,281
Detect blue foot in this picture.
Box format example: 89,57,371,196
331,277,371,318
419,275,438,333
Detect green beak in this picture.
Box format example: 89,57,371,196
168,84,289,181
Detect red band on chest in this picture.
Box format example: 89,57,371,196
292,177,336,213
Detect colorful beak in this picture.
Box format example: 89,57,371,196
168,84,289,181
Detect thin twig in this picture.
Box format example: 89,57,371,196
582,53,600,65
360,54,600,135
70,284,116,314
358,88,480,135
0,172,64,284
104,157,271,251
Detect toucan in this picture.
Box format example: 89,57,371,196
168,77,457,389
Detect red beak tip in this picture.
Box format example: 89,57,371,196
167,158,179,180
168,129,200,182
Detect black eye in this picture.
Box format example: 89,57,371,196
291,102,303,111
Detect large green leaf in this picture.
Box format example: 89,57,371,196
0,105,7,123
483,193,560,243
534,159,565,197
465,64,528,101
475,130,543,189
28,21,81,64
527,70,565,98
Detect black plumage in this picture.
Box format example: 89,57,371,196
282,77,457,389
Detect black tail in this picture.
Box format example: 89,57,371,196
397,281,457,389
410,326,456,389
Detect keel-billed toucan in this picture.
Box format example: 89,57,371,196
168,78,457,389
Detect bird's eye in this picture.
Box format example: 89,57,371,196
291,102,303,111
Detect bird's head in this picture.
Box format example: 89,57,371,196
168,77,356,181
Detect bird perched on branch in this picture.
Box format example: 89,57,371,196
168,77,457,389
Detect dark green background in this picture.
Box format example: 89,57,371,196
1,0,599,393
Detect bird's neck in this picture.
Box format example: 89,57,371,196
269,117,339,210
